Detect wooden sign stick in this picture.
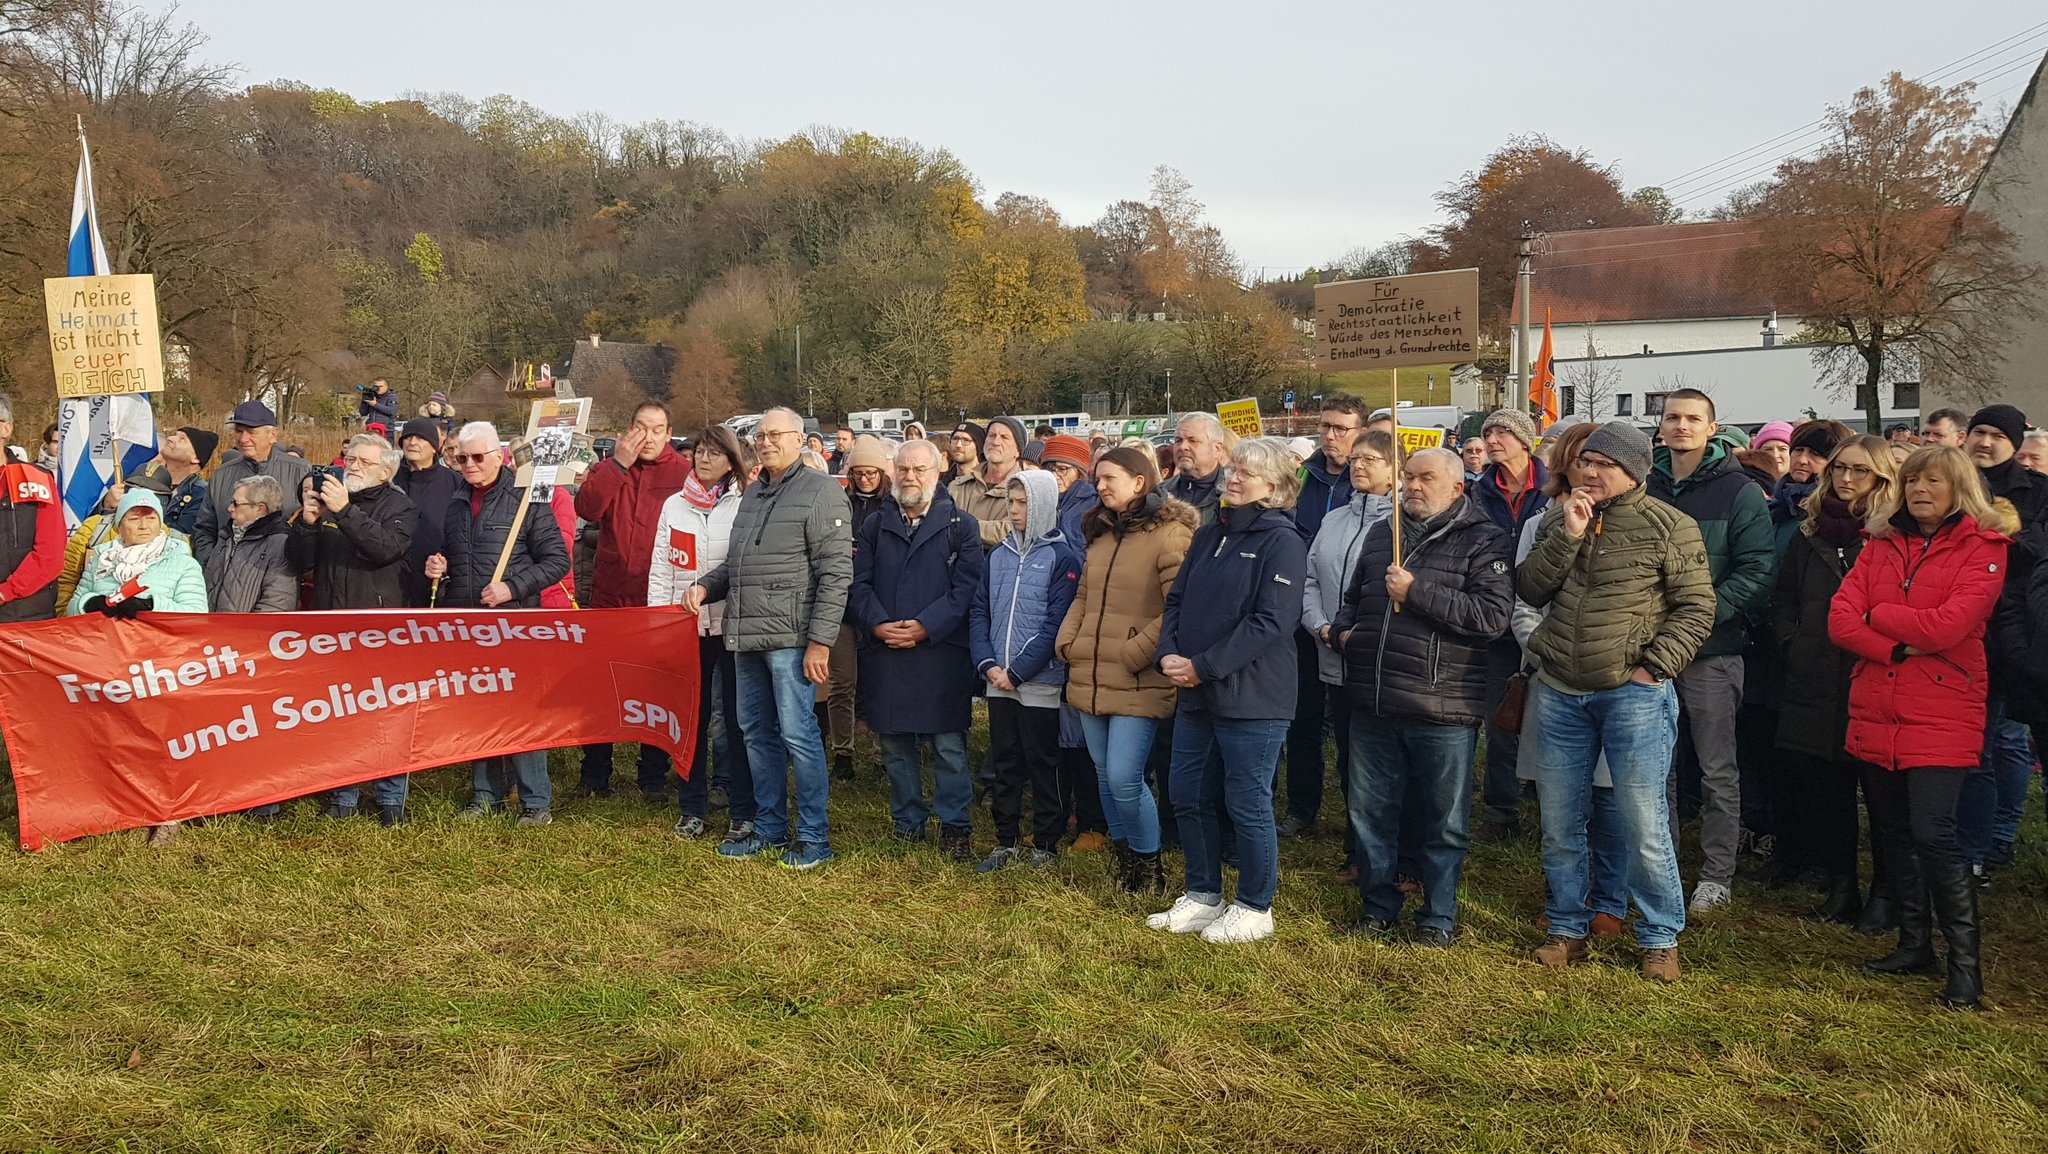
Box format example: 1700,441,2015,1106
1389,367,1402,613
488,486,534,588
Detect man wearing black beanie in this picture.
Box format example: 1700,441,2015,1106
149,426,218,537
1959,404,2048,884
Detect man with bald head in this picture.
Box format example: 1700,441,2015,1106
1330,447,1513,945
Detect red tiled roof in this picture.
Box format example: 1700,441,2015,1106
1514,221,1774,323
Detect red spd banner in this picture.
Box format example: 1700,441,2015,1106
0,607,700,848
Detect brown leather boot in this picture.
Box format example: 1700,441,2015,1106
1640,947,1682,982
1533,935,1589,967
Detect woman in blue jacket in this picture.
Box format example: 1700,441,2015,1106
1153,437,1309,943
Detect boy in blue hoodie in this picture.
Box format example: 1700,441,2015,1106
970,469,1082,871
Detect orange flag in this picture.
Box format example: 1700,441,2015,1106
1529,308,1559,427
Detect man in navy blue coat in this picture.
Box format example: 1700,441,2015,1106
848,438,986,859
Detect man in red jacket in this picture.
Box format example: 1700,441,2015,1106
574,400,692,802
0,396,63,622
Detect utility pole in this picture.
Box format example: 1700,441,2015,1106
1516,227,1535,417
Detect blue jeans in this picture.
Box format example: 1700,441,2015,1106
1529,678,1686,949
734,647,831,847
1348,714,1477,931
1587,787,1630,920
470,751,552,812
880,731,972,836
1958,696,2030,863
1170,708,1287,912
1079,712,1162,854
679,632,756,822
332,774,409,811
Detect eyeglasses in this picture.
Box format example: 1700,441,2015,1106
1574,454,1628,472
1319,421,1360,434
227,499,264,509
451,452,494,466
1354,454,1388,467
343,454,383,467
1828,462,1876,479
754,429,800,442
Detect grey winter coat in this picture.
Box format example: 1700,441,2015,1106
1302,488,1394,686
191,448,312,566
202,511,299,612
697,462,853,652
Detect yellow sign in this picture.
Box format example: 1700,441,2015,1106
1313,268,1480,370
1395,426,1448,455
44,274,165,397
1216,397,1262,438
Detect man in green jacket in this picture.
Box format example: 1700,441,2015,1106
1519,421,1716,981
1647,389,1776,916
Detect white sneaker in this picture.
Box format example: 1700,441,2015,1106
1200,903,1277,944
1688,881,1732,915
1146,894,1225,934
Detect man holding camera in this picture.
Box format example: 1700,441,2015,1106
291,432,418,824
359,378,398,430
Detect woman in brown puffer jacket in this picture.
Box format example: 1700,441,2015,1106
1057,446,1198,891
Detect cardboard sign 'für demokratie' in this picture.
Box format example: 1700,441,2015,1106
44,274,166,397
1314,268,1479,370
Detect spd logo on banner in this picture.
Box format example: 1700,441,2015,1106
0,607,700,848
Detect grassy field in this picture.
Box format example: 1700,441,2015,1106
1320,367,1460,413
1,736,2045,1152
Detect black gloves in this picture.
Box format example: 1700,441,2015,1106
88,594,153,618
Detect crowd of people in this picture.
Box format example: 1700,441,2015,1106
1,384,2041,1006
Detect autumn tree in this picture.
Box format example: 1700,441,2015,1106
1412,135,1654,331
1167,287,1300,409
664,325,740,431
1744,73,2041,430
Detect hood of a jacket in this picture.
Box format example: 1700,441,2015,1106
1006,468,1061,552
1652,436,1733,491
1219,501,1296,536
235,509,289,540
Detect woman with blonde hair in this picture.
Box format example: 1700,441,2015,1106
1771,435,1896,925
1830,445,2014,1009
1151,437,1307,943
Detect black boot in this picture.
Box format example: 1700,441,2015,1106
1128,850,1166,895
1863,882,1936,975
1109,839,1135,890
1810,873,1863,924
1851,877,1898,936
833,754,854,782
1926,856,1982,1009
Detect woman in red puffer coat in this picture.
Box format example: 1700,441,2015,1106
1829,445,2014,1011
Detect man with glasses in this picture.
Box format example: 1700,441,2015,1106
1520,422,1715,982
682,407,853,869
1164,413,1234,528
289,432,418,822
1279,392,1367,838
429,422,571,827
194,400,312,566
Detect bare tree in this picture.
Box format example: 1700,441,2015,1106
1559,333,1621,419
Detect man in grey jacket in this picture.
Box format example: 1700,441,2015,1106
192,400,312,566
684,407,853,869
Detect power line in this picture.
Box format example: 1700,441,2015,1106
1656,22,2048,202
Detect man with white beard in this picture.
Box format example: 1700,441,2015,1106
289,431,418,824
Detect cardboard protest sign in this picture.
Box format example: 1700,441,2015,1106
44,274,165,396
1314,269,1479,370
1216,398,1262,438
0,607,700,849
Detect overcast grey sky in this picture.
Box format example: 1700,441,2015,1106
162,0,2045,275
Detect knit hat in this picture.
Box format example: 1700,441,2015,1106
1017,440,1044,465
1286,436,1316,462
1039,434,1092,474
398,417,441,449
1754,420,1794,448
846,435,891,472
988,416,1028,454
428,391,448,404
951,421,987,457
1969,404,2027,448
230,399,276,428
1583,422,1654,483
177,426,218,468
1790,421,1842,459
1482,407,1537,449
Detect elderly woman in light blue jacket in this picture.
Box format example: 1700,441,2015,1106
70,488,210,847
1301,429,1396,881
